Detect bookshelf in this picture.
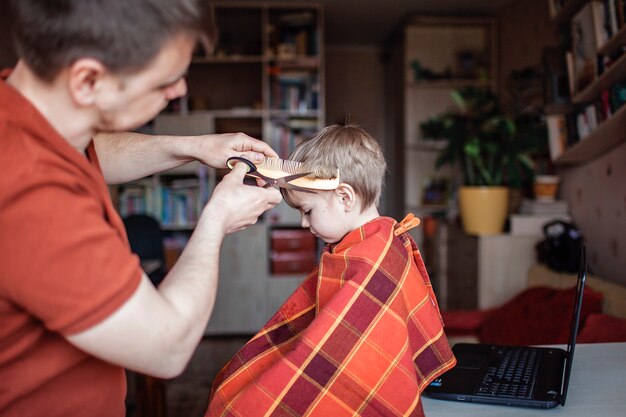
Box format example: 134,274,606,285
555,103,626,163
550,0,589,22
163,3,325,161
547,0,626,165
111,3,324,334
380,16,497,302
400,16,498,244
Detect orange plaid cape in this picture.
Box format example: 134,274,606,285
206,216,456,417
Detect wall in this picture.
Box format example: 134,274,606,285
498,0,559,98
498,0,625,284
0,8,16,69
324,45,393,215
560,144,626,282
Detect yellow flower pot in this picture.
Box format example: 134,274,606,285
459,186,509,235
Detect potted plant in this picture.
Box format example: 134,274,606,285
420,86,545,235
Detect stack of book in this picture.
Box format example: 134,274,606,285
510,199,571,236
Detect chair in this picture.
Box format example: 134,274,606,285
122,214,168,417
123,214,167,286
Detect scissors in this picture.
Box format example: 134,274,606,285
226,156,315,193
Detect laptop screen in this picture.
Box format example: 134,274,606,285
560,245,587,406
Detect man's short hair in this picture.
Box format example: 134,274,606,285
10,0,213,82
285,124,387,211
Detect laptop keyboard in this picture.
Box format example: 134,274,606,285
475,347,542,399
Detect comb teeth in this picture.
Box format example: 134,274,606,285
258,157,340,183
258,157,305,175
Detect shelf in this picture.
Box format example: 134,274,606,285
555,103,626,164
552,0,588,23
192,55,264,64
598,25,626,56
207,109,264,118
161,224,197,231
192,55,320,68
406,204,450,214
406,79,493,89
269,56,320,69
161,161,203,175
544,103,574,115
572,49,626,104
405,141,448,151
268,109,321,118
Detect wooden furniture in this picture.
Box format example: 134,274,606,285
113,3,325,335
547,0,626,165
393,16,497,246
434,221,539,311
157,2,325,160
423,342,626,416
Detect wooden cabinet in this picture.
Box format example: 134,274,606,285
435,221,539,311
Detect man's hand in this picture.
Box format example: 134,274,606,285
202,163,282,235
192,132,279,169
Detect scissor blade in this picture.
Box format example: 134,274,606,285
270,172,315,193
278,172,312,183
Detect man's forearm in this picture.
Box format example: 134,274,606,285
150,212,225,376
94,132,193,184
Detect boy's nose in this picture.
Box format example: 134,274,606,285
165,78,187,100
300,216,310,228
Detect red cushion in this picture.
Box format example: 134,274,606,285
478,286,603,345
442,310,490,336
578,313,626,343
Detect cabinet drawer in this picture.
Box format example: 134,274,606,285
270,251,316,274
270,229,316,252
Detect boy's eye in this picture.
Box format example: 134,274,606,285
303,209,312,216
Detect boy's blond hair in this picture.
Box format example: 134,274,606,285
283,124,386,211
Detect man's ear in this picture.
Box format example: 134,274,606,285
335,183,356,212
67,58,106,107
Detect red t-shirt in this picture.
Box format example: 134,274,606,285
0,78,142,415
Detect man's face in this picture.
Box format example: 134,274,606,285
94,33,195,132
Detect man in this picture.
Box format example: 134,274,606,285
0,1,281,415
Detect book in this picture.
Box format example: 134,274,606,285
510,214,571,236
520,199,570,215
618,0,626,27
565,50,576,96
571,1,605,92
543,46,572,105
546,114,568,160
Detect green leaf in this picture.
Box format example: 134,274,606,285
464,140,480,157
451,90,466,112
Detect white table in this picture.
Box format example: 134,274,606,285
422,342,626,417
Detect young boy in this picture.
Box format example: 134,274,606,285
207,125,456,416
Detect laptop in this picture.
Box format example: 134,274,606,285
424,246,587,409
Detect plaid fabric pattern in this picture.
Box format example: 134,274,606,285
207,217,456,417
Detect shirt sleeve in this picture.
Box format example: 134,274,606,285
2,165,142,335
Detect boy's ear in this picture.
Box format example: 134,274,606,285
335,183,356,212
67,58,106,107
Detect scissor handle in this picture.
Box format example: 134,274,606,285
226,156,257,173
226,156,315,193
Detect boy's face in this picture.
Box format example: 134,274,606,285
94,32,195,132
291,190,353,244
